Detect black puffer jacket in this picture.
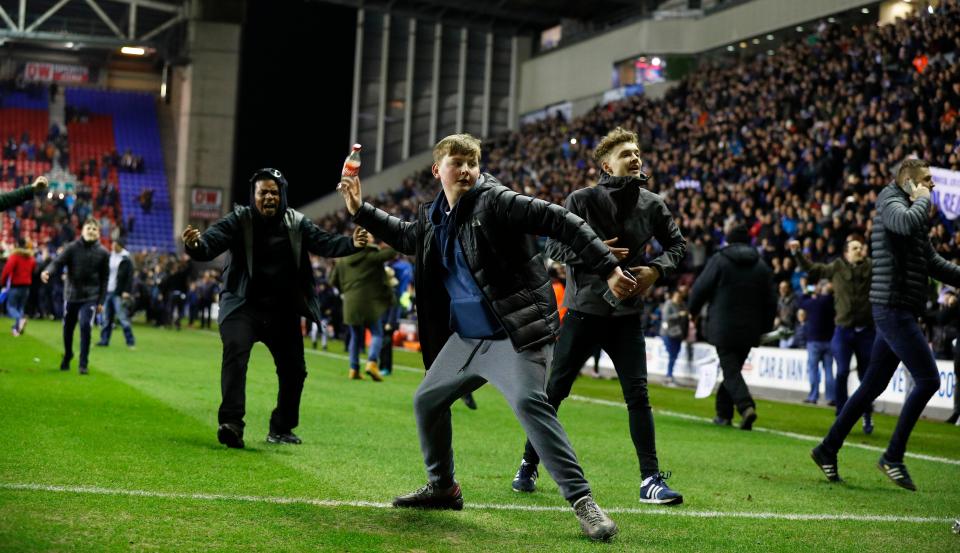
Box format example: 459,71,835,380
544,173,686,316
352,173,619,370
688,242,777,349
870,183,960,314
44,238,109,304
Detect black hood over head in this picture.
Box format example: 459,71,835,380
249,167,289,219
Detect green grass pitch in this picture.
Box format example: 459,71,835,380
0,319,957,552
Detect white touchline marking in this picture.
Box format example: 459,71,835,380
0,483,951,524
199,333,960,467
568,395,960,467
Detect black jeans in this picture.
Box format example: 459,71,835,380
715,345,755,419
522,310,659,478
823,305,941,462
63,300,97,368
218,304,307,434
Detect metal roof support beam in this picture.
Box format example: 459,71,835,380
429,21,440,145
401,18,415,160
456,26,465,133
129,2,137,39
139,11,184,41
18,0,25,31
375,13,390,173
0,4,17,31
25,0,72,33
349,8,364,144
85,0,126,39
105,0,180,14
481,31,492,138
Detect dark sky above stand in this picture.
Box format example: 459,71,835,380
233,0,356,210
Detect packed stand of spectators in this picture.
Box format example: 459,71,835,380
312,3,960,356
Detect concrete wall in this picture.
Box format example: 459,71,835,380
171,19,241,238
519,0,875,114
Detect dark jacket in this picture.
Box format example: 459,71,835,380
0,185,34,211
115,253,134,295
329,245,397,326
351,173,619,370
185,206,358,323
44,239,109,304
544,173,686,316
794,252,872,327
688,242,777,349
799,293,835,342
870,183,960,314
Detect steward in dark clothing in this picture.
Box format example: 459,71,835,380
182,168,362,449
688,225,777,429
42,218,109,374
518,131,687,505
815,162,960,491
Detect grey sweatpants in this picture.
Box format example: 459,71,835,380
414,333,591,502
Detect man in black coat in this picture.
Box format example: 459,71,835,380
181,168,365,449
41,217,109,375
688,224,777,430
339,134,631,541
812,159,960,491
512,127,687,505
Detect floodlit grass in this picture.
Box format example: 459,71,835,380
1,320,957,552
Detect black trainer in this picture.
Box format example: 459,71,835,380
512,460,538,493
810,444,841,482
59,355,71,371
877,456,916,491
392,482,463,510
739,407,757,431
217,423,244,449
712,416,732,426
266,432,302,445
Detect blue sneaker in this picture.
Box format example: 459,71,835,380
512,460,538,493
639,472,683,505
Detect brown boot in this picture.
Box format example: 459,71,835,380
348,368,364,380
365,361,383,382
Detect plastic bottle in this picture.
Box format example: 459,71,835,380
342,144,362,177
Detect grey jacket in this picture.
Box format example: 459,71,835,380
870,183,960,314
545,174,686,316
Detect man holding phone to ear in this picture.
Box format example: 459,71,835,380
510,127,687,505
811,158,960,491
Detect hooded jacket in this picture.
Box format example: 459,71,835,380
329,245,397,326
185,174,359,323
351,173,619,371
544,173,686,316
1,248,36,287
688,241,777,349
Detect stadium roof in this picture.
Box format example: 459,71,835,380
313,0,666,34
0,0,188,51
